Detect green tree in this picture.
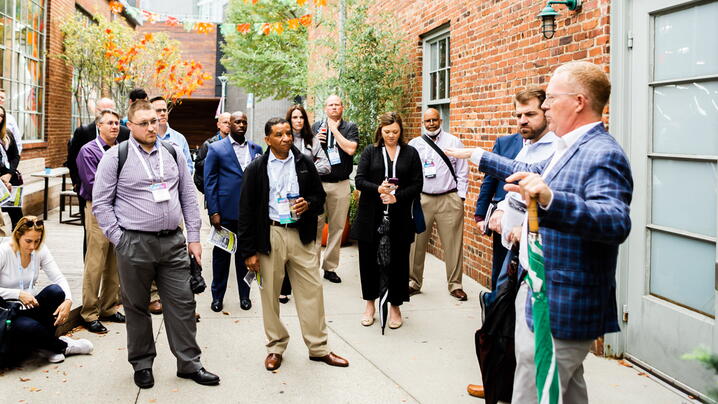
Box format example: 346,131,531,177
310,0,410,153
221,0,310,100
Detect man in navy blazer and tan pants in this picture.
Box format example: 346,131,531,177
204,111,263,313
449,62,633,403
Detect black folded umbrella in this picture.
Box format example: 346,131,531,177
376,213,391,335
189,254,207,294
475,249,520,404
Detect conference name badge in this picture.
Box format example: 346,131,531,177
150,182,171,202
327,147,341,165
276,196,296,224
423,160,437,178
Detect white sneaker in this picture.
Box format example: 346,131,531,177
37,349,65,363
59,336,94,356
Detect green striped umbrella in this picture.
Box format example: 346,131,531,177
527,199,560,404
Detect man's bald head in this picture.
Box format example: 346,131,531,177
230,111,248,137
422,108,442,133
325,94,344,120
217,112,231,136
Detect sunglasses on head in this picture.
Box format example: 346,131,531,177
22,218,44,228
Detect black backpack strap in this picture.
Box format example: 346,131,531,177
117,140,178,178
117,140,129,179
421,134,457,183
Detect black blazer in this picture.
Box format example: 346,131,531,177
351,143,423,244
2,134,20,171
237,146,326,260
67,122,130,187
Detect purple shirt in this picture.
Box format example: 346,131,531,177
91,136,201,246
76,136,114,201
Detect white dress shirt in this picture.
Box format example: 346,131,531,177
497,132,558,249
267,150,300,221
230,136,251,170
408,130,469,198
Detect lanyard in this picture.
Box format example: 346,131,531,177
382,145,400,178
95,137,110,155
16,252,36,293
131,141,164,182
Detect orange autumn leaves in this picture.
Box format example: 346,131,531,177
102,29,211,102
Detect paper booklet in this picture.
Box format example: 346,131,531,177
243,271,263,289
0,183,21,207
208,226,237,254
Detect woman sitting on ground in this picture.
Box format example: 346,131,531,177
0,216,93,364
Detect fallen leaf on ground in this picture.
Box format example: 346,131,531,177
149,399,156,403
222,311,230,315
637,372,648,377
234,320,240,323
617,360,633,368
42,370,48,373
171,389,178,392
19,377,30,382
28,387,41,392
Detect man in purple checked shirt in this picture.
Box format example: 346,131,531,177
76,109,126,335
92,100,219,389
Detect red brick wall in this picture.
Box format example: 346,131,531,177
359,0,611,287
31,0,132,167
136,24,217,98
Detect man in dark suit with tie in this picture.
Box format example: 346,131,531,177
450,61,633,403
204,111,263,313
474,132,522,301
67,98,130,257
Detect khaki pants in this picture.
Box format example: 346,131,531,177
259,226,330,357
81,202,120,322
409,192,464,292
315,180,350,272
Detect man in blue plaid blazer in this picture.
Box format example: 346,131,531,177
449,61,633,403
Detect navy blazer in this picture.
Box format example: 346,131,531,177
474,133,523,218
204,137,263,220
479,123,633,340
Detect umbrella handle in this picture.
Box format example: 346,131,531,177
528,198,539,234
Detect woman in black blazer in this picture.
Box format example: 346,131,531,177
352,112,423,330
0,106,22,229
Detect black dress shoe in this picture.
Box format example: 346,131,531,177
85,320,108,334
134,369,154,389
177,367,220,386
240,298,252,311
210,300,223,312
323,271,342,283
278,295,290,304
100,312,126,323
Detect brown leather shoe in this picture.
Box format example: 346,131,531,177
467,384,485,398
309,352,349,367
265,353,282,371
408,286,421,296
149,300,163,314
451,289,468,301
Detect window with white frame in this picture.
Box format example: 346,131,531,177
422,29,450,132
1,0,47,142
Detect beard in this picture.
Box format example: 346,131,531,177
520,122,547,140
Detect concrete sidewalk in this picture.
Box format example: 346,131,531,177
2,209,696,403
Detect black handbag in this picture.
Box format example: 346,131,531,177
9,169,23,186
0,298,22,367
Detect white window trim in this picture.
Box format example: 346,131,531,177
422,28,451,110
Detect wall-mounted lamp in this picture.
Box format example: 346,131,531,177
537,0,582,39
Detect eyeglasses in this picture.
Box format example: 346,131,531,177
22,218,44,229
544,92,581,106
129,118,159,128
100,121,120,127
